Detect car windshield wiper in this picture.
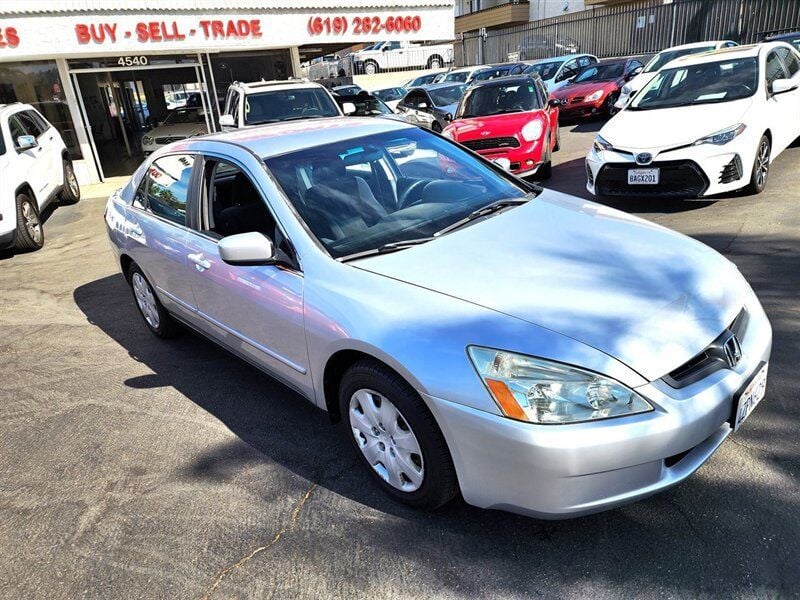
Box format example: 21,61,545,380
338,237,436,262
434,197,531,237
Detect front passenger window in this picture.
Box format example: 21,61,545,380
766,51,788,85
144,154,195,226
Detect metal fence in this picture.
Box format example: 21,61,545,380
307,43,455,80
455,0,800,66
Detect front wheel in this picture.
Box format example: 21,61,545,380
745,135,771,195
431,121,442,133
339,359,458,509
60,160,81,204
427,55,443,70
363,60,379,75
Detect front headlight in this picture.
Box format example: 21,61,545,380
693,123,746,146
442,128,455,139
467,347,653,424
592,134,613,153
520,119,544,141
585,89,604,102
142,135,154,145
621,84,632,95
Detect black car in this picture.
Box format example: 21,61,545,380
765,30,800,52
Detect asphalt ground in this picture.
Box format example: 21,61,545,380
1,122,798,599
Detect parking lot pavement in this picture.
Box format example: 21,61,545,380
1,127,798,600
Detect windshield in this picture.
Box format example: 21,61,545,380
443,71,469,83
472,67,512,82
374,88,405,102
244,88,340,124
459,82,544,117
574,63,625,82
644,45,717,73
264,128,529,259
163,108,205,124
631,57,758,110
342,95,394,116
429,85,465,106
524,61,561,81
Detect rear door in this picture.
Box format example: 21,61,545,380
27,109,63,191
126,154,198,319
774,47,800,150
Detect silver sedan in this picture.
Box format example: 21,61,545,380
105,118,771,518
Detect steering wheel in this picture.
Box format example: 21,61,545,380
398,180,429,209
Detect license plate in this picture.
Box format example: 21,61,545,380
731,363,768,431
627,168,659,185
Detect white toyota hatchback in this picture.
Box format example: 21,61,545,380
587,43,800,199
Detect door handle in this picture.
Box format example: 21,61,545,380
187,252,211,271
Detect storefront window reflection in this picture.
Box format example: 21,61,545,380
0,60,83,159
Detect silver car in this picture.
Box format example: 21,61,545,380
105,118,772,519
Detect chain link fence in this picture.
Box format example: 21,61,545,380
455,0,800,66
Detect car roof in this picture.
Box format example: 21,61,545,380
416,82,464,91
235,79,323,92
661,40,732,51
201,116,415,158
666,43,775,68
527,53,593,65
765,30,800,41
469,74,542,89
445,66,481,74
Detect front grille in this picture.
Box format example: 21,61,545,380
719,155,743,184
154,136,186,145
595,160,709,198
461,136,520,151
570,96,585,103
663,309,748,388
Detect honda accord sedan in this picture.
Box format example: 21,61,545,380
588,42,800,198
105,117,771,519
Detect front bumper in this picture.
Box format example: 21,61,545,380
557,98,606,120
586,140,756,198
425,294,772,519
464,139,548,176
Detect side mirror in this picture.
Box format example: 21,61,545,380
548,98,562,108
16,135,37,151
342,102,357,115
771,78,797,95
382,46,389,52
443,112,453,122
626,67,643,80
219,232,275,266
219,114,236,127
418,102,428,110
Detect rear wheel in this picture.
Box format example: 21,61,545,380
14,193,44,251
339,359,458,510
363,60,379,75
427,55,444,70
59,160,81,204
431,121,442,133
745,134,771,194
127,263,178,338
536,134,553,180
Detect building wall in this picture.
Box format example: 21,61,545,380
529,0,587,20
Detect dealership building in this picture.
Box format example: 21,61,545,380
0,0,454,183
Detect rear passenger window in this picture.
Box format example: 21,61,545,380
142,154,195,226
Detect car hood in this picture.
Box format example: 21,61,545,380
447,111,542,138
145,122,208,139
354,192,744,382
604,98,753,149
553,80,619,99
624,71,656,93
434,103,459,117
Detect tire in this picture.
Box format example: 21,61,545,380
536,134,553,180
13,193,44,251
427,55,443,70
339,359,458,510
127,263,178,338
553,126,561,152
364,60,379,75
59,160,81,204
745,134,771,195
431,121,442,133
604,93,619,117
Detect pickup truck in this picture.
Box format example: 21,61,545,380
351,41,453,75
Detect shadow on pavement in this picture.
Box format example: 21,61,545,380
0,200,65,261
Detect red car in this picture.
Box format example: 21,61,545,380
442,75,560,178
551,57,643,119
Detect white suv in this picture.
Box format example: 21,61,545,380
0,103,80,251
218,80,344,128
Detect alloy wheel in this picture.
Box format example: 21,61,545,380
349,389,424,492
67,165,80,197
132,272,160,329
21,201,42,244
755,139,770,189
